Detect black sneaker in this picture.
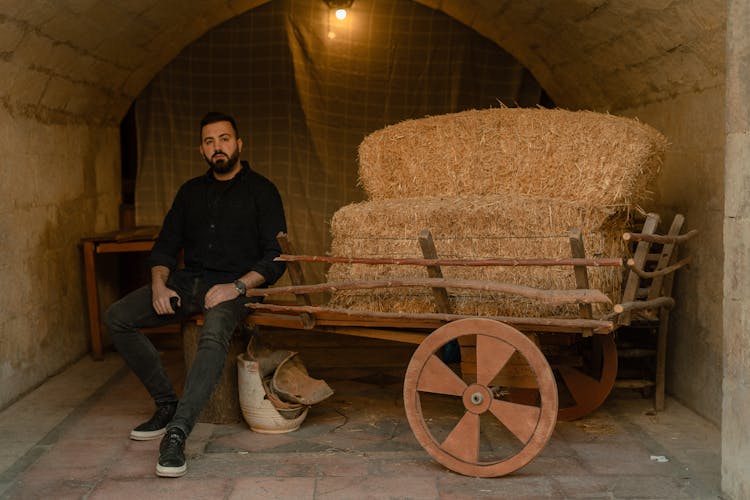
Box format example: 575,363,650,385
156,427,187,478
130,403,177,441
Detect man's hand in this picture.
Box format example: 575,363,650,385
204,283,241,309
152,283,180,315
151,265,179,315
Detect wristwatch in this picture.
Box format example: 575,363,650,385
233,279,247,297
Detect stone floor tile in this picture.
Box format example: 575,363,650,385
367,456,443,477
105,449,159,479
229,477,316,499
28,437,126,471
309,452,370,477
316,475,439,499
437,473,561,499
88,477,230,500
570,440,663,475
210,428,298,453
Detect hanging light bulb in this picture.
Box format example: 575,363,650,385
335,8,347,20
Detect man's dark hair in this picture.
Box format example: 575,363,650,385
200,111,239,137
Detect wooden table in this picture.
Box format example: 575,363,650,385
81,227,160,360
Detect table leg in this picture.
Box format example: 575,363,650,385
83,241,103,360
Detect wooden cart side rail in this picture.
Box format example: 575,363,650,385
604,296,676,319
246,302,616,334
622,228,698,244
626,255,693,279
246,278,612,306
275,254,623,268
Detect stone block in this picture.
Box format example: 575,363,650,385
724,132,750,218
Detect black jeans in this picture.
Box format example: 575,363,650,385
104,270,252,437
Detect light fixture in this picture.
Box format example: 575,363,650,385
323,0,354,9
324,0,353,18
324,0,353,41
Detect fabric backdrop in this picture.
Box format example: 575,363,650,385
134,0,545,282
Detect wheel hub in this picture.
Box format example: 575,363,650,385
463,384,492,414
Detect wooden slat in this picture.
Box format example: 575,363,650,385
569,228,593,337
246,302,615,334
277,254,623,267
418,229,453,314
246,278,612,306
96,240,155,253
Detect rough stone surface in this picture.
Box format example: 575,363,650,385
614,86,725,426
0,0,738,495
723,1,750,498
0,107,120,409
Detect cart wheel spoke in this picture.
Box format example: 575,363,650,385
476,335,516,386
557,335,618,421
558,366,600,398
441,412,480,463
489,399,540,444
417,354,467,396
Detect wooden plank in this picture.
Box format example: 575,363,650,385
418,229,453,314
277,254,623,267
569,228,593,337
314,326,427,345
246,302,615,334
83,240,103,360
247,278,612,306
96,240,155,253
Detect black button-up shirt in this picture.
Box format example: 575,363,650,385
148,161,287,287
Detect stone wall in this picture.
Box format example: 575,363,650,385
0,107,120,409
722,0,750,497
620,86,725,424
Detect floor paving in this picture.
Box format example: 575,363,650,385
0,333,723,500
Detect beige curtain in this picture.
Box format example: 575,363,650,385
135,0,544,282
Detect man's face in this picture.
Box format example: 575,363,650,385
199,121,243,175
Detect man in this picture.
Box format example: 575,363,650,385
105,111,287,478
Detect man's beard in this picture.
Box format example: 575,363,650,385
206,149,240,174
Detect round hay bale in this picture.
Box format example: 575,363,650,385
358,107,666,207
326,195,627,318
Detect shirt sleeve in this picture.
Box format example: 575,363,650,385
251,180,287,286
147,185,185,271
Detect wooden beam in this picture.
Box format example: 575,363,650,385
249,278,612,306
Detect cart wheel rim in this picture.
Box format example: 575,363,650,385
403,318,558,478
556,334,618,421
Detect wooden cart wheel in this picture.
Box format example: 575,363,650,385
403,318,558,477
556,334,618,421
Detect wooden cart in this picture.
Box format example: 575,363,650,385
244,212,695,478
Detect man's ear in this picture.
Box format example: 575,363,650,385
198,144,205,158
237,138,243,153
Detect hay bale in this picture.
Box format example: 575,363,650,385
326,195,628,318
358,107,666,207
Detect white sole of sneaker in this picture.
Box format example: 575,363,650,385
130,428,167,441
156,463,187,478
